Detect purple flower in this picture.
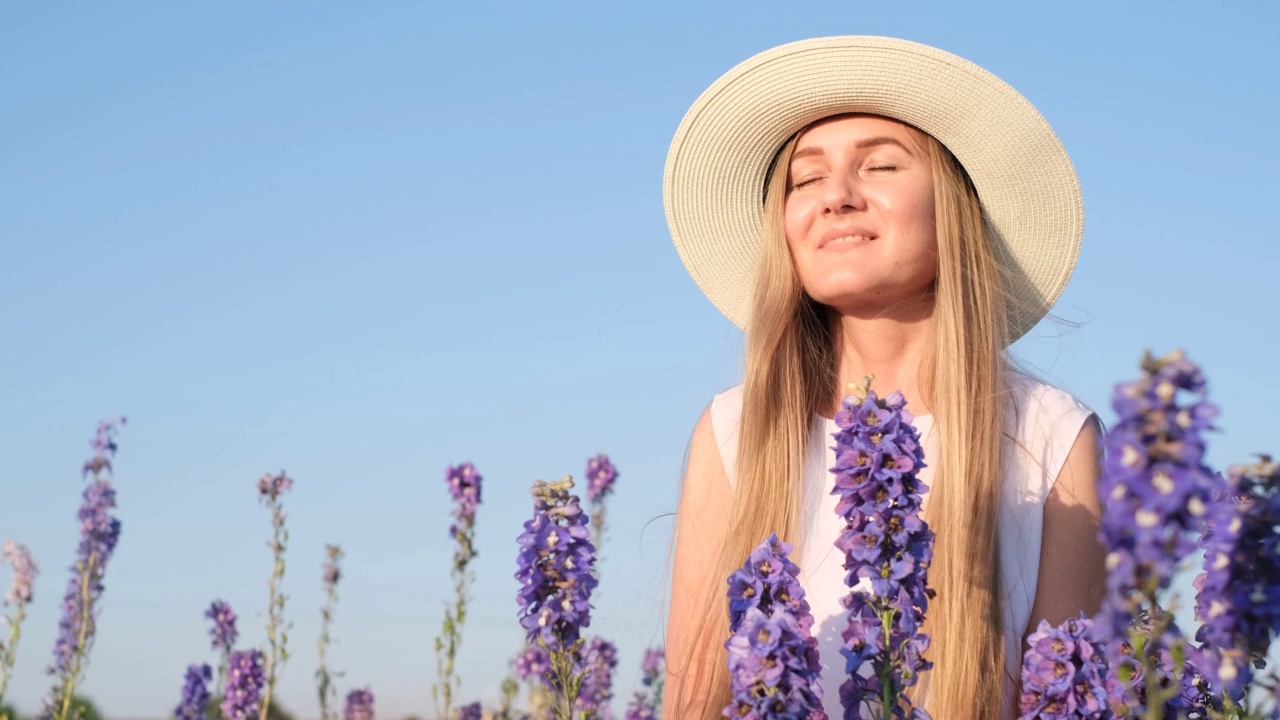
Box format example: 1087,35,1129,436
723,606,826,720
624,692,655,720
174,663,212,720
1018,614,1110,719
344,688,375,720
513,644,550,685
585,454,618,504
51,422,124,679
221,649,265,720
514,476,598,652
640,646,664,687
205,600,237,654
1095,351,1220,641
256,471,293,502
1193,454,1280,699
446,463,482,542
830,383,934,719
2,540,38,606
726,533,816,638
81,417,125,479
575,636,618,716
454,702,481,720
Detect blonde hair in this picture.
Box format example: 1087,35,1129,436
668,117,1013,719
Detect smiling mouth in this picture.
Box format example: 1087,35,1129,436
820,234,875,249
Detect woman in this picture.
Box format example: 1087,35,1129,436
661,37,1108,719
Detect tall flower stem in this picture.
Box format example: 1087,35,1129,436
47,418,124,720
0,541,38,708
256,471,294,720
434,463,482,720
316,544,343,720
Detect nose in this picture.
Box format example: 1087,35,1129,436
820,171,866,215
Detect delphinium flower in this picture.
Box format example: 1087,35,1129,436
435,462,483,720
584,455,618,568
1100,612,1216,719
0,541,38,707
829,378,933,719
722,533,824,719
623,646,663,720
455,702,482,720
316,544,344,720
45,417,125,720
256,471,294,720
515,475,599,719
343,688,373,720
514,644,552,718
1092,350,1222,717
205,600,238,689
222,650,266,720
575,636,618,718
175,664,213,720
1193,454,1280,708
1018,614,1110,719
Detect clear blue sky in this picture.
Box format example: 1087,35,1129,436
2,2,1277,718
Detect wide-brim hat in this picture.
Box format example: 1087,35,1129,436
662,35,1083,341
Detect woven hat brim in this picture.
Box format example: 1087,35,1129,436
663,35,1083,342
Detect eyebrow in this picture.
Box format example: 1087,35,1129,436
790,136,913,161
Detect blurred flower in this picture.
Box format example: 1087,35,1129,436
830,381,933,719
454,702,481,720
640,647,664,687
1194,454,1280,700
1095,350,1219,641
174,664,212,720
221,650,265,720
205,600,237,654
256,471,293,503
575,636,617,717
514,476,598,651
624,692,655,720
584,455,618,505
322,544,343,588
446,463,482,542
343,688,374,720
514,644,550,685
2,541,37,606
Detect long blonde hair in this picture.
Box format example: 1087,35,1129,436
670,117,1014,719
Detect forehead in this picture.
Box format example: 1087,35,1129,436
791,114,918,152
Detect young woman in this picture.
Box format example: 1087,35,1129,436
661,37,1108,719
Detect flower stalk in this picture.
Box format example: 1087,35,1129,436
317,544,344,720
256,471,293,720
434,463,482,720
0,541,38,709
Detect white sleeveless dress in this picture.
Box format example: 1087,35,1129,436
708,370,1097,719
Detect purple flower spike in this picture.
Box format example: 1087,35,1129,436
830,380,934,719
205,600,237,654
256,471,293,503
575,636,618,716
624,692,655,720
722,534,824,720
641,646,664,687
585,454,618,504
513,644,550,685
174,663,212,720
221,650,266,720
446,463,483,541
2,540,38,606
454,702,481,720
1018,614,1109,719
344,688,375,720
81,417,125,479
1194,454,1280,699
514,476,598,652
1095,350,1220,641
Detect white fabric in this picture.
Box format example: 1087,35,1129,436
708,370,1097,718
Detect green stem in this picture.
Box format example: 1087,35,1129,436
260,500,288,720
0,601,26,704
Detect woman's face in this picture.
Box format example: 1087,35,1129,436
783,114,938,317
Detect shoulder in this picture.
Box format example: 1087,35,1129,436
1004,369,1101,501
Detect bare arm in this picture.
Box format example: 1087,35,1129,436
1026,417,1107,630
663,406,733,720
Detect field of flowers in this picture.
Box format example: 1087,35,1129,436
0,348,1277,720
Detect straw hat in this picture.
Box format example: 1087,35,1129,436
662,36,1083,341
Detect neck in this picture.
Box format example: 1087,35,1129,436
828,308,933,418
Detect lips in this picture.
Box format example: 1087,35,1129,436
818,227,877,249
